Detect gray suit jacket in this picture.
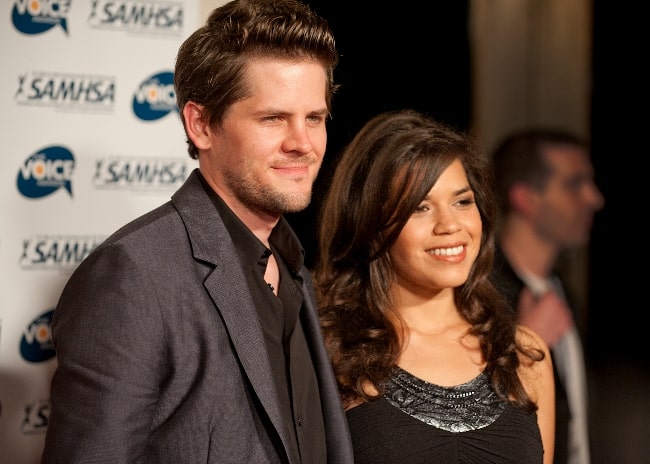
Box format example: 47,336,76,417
42,169,353,463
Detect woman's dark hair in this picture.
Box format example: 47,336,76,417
314,109,543,411
174,0,339,159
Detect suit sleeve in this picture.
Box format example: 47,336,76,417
43,242,167,462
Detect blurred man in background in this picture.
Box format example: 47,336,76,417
490,129,604,464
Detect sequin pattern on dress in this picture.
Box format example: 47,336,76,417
383,367,508,432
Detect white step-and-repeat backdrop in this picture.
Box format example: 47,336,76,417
0,1,205,461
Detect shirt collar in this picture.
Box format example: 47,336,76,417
196,171,304,274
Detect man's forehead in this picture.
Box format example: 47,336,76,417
545,146,593,175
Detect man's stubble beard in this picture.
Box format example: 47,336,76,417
227,174,314,215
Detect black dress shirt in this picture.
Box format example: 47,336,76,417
198,172,326,463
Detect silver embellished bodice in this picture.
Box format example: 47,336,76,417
383,367,507,432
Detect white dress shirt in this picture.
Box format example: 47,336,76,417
520,272,591,464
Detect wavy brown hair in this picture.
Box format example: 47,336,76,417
314,109,544,411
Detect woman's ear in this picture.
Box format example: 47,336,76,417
182,101,211,151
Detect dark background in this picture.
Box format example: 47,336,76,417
589,3,645,366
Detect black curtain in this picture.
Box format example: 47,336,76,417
589,1,647,366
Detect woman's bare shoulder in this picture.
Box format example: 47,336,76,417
343,381,380,411
515,324,554,402
515,324,550,356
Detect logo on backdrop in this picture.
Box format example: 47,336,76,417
88,0,184,36
17,146,75,199
132,71,177,121
15,71,116,113
22,399,50,435
93,156,190,191
20,235,105,272
20,309,55,363
11,0,71,36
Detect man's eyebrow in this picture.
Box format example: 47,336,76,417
308,108,330,117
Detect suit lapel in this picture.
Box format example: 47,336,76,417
171,170,296,461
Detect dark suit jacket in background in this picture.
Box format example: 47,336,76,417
491,247,572,464
42,169,354,463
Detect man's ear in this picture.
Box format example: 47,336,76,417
509,182,538,217
183,102,211,150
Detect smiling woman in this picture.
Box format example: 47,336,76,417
313,109,556,464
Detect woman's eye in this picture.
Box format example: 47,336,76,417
457,197,476,207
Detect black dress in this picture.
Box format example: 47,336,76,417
346,367,543,464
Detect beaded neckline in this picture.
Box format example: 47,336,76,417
383,367,507,432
